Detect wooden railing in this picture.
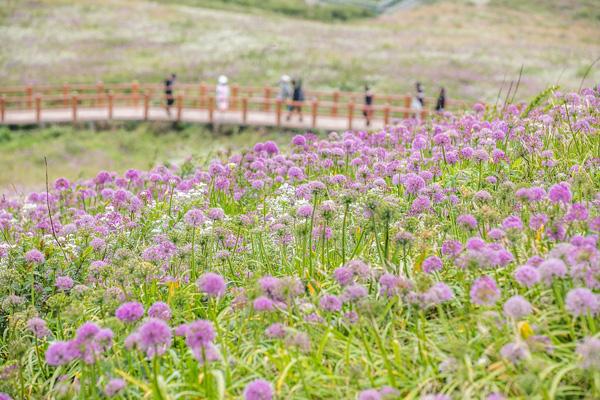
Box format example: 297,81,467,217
0,82,468,129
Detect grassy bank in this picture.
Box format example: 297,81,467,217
0,123,294,194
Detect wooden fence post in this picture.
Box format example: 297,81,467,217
143,93,149,120
176,95,183,122
404,95,411,119
383,104,390,127
35,95,42,123
199,83,207,109
275,99,282,127
26,86,33,109
332,91,339,116
231,85,239,111
63,84,69,107
96,81,104,107
347,102,354,130
208,96,214,124
242,97,248,124
0,96,4,122
71,95,78,122
311,100,318,129
132,81,139,107
107,92,113,120
263,87,271,112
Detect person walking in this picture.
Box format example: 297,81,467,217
164,73,176,116
278,75,292,102
411,81,424,119
216,75,230,111
363,85,374,126
435,87,446,112
287,78,304,122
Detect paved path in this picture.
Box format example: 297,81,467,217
1,106,387,131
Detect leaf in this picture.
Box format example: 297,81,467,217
114,368,152,393
210,369,226,400
276,359,297,393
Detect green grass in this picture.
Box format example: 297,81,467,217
0,124,294,194
154,0,376,21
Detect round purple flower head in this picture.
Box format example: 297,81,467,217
548,182,572,204
565,288,598,317
27,317,51,338
104,378,126,397
538,258,567,285
503,295,532,319
576,337,600,370
45,341,76,366
253,296,275,312
320,294,342,312
457,214,477,229
0,393,12,400
513,265,540,288
296,204,313,218
470,276,501,306
184,209,205,227
115,302,145,323
244,379,273,400
55,276,74,291
137,318,172,358
148,301,172,321
358,389,382,400
197,272,226,297
25,249,45,264
423,256,443,274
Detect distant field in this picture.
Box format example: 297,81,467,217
1,0,598,102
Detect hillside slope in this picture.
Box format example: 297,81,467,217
0,0,598,101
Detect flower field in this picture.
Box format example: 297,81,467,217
0,87,599,399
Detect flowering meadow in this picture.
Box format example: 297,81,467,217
0,87,599,400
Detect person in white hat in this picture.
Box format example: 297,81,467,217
216,75,230,111
277,75,292,103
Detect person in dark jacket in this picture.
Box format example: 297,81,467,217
164,73,176,116
286,79,304,122
363,85,374,126
435,87,446,112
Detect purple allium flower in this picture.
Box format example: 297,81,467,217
104,378,126,397
25,249,44,264
565,288,598,317
253,296,275,312
184,209,205,227
137,318,172,358
548,182,572,204
45,341,76,366
576,337,600,370
0,393,12,400
296,204,313,218
421,395,451,400
423,256,443,274
192,342,220,364
265,323,286,338
207,208,225,221
342,284,368,301
487,228,505,241
457,214,477,229
500,342,528,363
183,320,216,348
148,301,171,321
538,258,567,285
513,265,540,287
503,295,532,319
55,276,74,291
486,393,506,400
334,266,353,286
320,294,342,312
115,302,144,323
197,272,226,297
470,276,501,306
425,282,454,305
441,240,463,258
292,134,306,146
27,317,51,338
243,379,273,400
358,389,382,400
502,216,523,230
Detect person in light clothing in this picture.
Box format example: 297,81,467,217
216,75,230,111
